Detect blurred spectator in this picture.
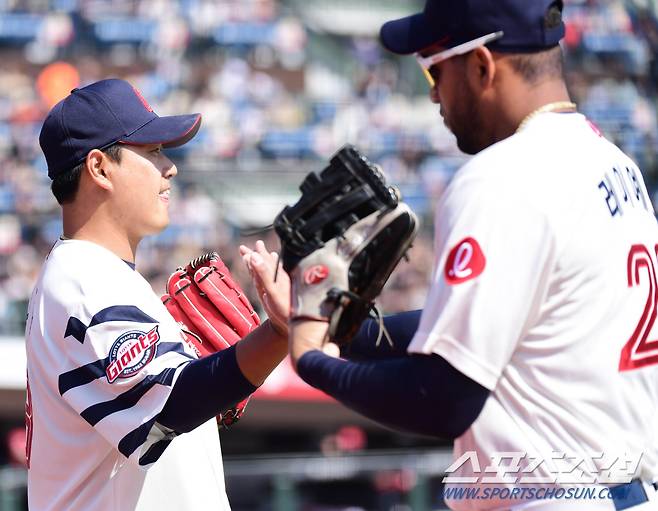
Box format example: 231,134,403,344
0,0,656,335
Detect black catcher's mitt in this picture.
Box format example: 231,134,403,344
274,144,418,345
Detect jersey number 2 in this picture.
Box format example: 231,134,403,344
620,244,658,371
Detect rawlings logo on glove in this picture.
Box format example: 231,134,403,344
304,265,330,285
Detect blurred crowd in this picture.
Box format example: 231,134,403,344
0,0,657,335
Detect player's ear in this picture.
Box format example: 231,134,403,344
469,46,496,91
84,149,113,192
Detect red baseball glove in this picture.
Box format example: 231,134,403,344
162,252,260,427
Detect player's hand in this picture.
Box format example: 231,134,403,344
239,240,290,337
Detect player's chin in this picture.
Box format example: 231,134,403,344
455,132,484,155
146,212,170,235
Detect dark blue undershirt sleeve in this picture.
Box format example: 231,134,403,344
158,345,257,433
297,350,489,439
341,310,422,360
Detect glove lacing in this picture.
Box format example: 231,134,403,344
368,305,394,348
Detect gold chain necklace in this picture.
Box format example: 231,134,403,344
516,101,577,133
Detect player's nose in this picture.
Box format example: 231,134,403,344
161,153,178,179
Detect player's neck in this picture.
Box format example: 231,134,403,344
494,80,572,142
62,205,139,263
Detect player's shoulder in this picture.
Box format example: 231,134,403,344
45,238,131,277
440,114,589,222
450,122,540,187
450,113,625,193
444,132,528,199
42,239,143,305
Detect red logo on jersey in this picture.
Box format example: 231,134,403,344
106,326,160,383
444,237,486,285
131,86,154,112
304,265,329,285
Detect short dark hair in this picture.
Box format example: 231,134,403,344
51,143,123,205
507,46,564,84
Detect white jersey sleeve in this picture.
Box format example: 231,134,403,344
31,239,197,469
408,166,556,390
57,312,193,466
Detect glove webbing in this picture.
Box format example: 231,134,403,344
280,160,375,231
296,167,357,212
281,146,397,233
188,252,217,270
335,148,398,210
287,185,380,245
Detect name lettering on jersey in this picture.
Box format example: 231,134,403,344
598,165,652,218
444,237,486,285
106,326,161,383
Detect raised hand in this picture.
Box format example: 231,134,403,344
239,240,290,336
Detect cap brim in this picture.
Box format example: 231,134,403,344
380,12,446,55
120,113,202,148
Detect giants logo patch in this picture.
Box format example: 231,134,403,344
106,326,160,383
444,237,486,285
304,265,329,285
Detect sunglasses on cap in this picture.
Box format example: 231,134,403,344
415,31,504,87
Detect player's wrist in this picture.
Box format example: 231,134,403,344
289,319,330,369
265,318,288,341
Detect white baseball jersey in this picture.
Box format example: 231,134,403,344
409,113,658,510
25,239,231,511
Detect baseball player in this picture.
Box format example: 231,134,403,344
26,79,289,511
276,1,658,509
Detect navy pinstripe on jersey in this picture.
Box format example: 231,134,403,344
58,341,193,396
80,366,181,426
139,438,174,466
65,305,158,344
57,303,196,465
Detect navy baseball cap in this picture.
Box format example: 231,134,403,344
39,78,202,179
380,0,565,55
